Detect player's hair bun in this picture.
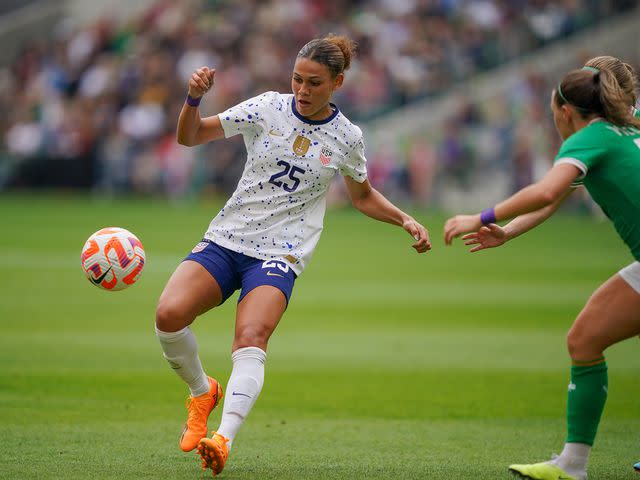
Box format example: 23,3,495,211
325,34,357,71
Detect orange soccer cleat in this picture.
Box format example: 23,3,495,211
197,432,230,476
179,377,223,452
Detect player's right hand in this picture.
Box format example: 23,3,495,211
461,223,507,252
443,214,481,245
188,67,215,99
402,217,431,253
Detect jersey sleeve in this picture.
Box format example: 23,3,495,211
339,135,368,182
219,92,271,138
554,127,606,185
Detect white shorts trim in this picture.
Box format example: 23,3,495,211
619,261,640,294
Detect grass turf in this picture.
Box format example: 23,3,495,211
0,192,638,479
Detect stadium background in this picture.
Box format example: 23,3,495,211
1,1,639,479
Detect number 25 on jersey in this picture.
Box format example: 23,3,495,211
269,160,305,192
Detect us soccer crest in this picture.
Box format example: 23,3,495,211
319,147,333,166
292,135,311,156
191,241,208,253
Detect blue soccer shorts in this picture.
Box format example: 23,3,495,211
184,240,296,305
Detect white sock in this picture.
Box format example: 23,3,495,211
551,442,590,478
156,326,210,397
217,346,266,448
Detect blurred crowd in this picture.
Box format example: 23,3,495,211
361,70,561,209
0,0,638,203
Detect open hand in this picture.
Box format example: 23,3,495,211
461,224,507,252
188,67,215,99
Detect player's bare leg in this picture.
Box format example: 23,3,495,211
156,260,224,451
198,286,286,475
156,260,223,332
510,273,640,480
567,273,640,364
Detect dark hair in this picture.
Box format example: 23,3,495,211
554,68,640,129
585,56,638,106
297,34,357,78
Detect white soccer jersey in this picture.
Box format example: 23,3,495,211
204,91,367,275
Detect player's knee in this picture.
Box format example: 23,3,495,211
155,299,190,332
566,328,582,358
566,325,602,361
234,326,270,350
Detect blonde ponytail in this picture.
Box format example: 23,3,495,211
555,68,640,129
597,68,640,128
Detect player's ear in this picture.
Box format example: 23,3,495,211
333,73,344,91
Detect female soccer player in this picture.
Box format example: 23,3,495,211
444,64,640,480
155,34,431,476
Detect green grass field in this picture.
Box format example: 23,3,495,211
1,193,638,479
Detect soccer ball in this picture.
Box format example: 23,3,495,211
81,227,146,291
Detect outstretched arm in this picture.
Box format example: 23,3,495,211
461,188,575,252
177,67,226,146
343,176,431,253
444,162,581,245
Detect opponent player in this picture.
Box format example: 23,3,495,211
155,34,431,476
444,63,640,480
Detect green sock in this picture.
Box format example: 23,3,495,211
566,361,608,445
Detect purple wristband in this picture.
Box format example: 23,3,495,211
186,94,202,107
480,207,496,225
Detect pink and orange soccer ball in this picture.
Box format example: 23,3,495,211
81,227,145,291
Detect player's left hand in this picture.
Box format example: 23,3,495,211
403,217,431,253
443,214,482,245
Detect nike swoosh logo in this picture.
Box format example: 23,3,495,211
90,265,112,285
268,129,283,136
232,392,252,398
266,271,284,277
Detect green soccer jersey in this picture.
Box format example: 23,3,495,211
554,119,640,260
